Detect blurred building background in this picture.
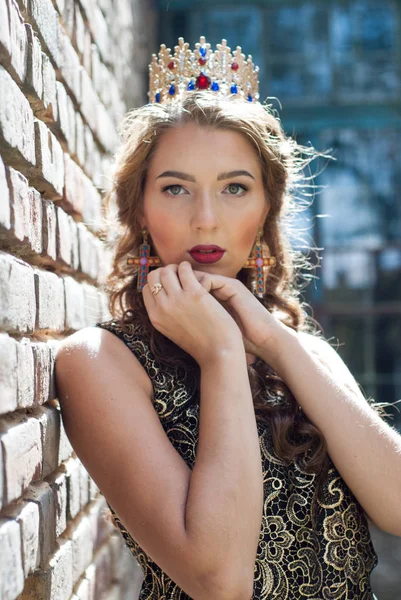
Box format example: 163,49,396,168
152,0,401,598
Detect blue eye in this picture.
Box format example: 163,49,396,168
162,184,185,196
226,183,247,195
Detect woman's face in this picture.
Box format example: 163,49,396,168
141,123,269,278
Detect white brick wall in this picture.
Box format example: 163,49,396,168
0,0,156,597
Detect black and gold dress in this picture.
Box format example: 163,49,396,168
95,319,378,600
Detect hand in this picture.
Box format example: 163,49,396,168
191,269,289,366
142,262,243,366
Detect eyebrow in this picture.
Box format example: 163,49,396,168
155,170,256,182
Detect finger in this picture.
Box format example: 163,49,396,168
177,261,202,292
159,264,182,295
194,272,213,293
142,281,157,311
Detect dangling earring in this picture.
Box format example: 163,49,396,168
242,229,276,298
127,228,162,291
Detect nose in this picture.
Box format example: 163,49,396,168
190,191,220,232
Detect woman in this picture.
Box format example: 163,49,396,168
55,38,401,600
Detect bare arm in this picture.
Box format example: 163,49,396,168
264,326,401,537
55,328,261,600
186,346,264,596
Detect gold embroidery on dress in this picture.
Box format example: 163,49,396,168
96,319,377,600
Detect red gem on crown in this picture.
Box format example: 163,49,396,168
196,73,211,90
168,61,175,69
199,58,207,66
231,62,239,71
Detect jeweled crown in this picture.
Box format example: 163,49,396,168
148,36,260,105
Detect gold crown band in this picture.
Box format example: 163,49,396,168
148,36,260,105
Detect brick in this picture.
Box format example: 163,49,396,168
62,0,74,38
56,81,76,153
0,252,36,333
27,186,43,254
24,480,56,568
0,154,11,231
37,405,60,478
56,205,72,265
9,0,28,84
48,538,74,599
63,153,84,215
0,518,25,599
0,413,42,504
34,268,65,331
83,281,101,326
70,514,94,585
31,342,51,405
29,0,60,67
93,543,113,599
65,457,82,520
32,119,64,198
7,166,30,244
64,275,86,330
75,5,85,56
82,28,91,74
109,76,126,124
83,122,99,180
0,66,36,168
0,0,11,61
88,498,113,551
0,333,18,415
47,468,67,537
24,24,43,103
90,43,101,94
63,153,102,232
41,198,57,261
77,223,98,280
2,500,40,576
6,167,43,257
88,475,99,501
41,50,58,122
58,415,73,463
96,100,118,153
96,153,113,191
17,337,35,409
58,24,81,103
70,214,79,270
91,5,109,64
82,176,102,233
47,338,59,401
80,67,98,133
75,110,85,167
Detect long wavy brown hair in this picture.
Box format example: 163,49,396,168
101,90,335,480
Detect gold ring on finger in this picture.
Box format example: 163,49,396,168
150,283,163,296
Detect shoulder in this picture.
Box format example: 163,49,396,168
55,326,153,396
56,325,119,359
297,331,365,400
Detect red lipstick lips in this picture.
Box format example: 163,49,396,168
189,245,226,264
